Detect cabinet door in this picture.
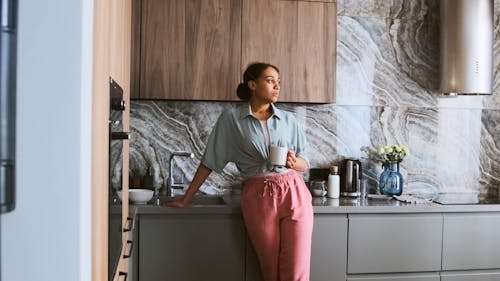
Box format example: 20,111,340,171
134,0,242,100
347,273,440,281
139,214,246,281
347,214,442,274
442,213,500,270
242,0,337,103
311,214,347,281
245,214,347,281
245,236,264,281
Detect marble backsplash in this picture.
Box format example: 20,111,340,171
117,0,500,196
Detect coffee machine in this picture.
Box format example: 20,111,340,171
340,158,362,197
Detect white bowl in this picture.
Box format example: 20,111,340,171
117,189,154,204
311,189,326,197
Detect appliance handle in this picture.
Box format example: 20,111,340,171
118,271,128,281
123,240,133,259
353,164,359,188
123,217,133,232
111,132,130,140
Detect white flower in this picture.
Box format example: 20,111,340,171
376,144,409,164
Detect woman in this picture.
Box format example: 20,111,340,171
168,62,313,281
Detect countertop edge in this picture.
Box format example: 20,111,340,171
128,200,500,215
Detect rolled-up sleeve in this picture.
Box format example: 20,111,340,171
292,118,309,168
294,129,309,166
201,111,234,173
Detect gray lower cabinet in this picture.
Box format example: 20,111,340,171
135,211,500,281
440,270,500,281
346,272,440,281
245,214,348,281
311,214,348,281
138,214,246,281
442,213,500,271
347,214,442,274
245,236,263,281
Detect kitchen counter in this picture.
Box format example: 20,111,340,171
129,194,500,281
129,194,500,215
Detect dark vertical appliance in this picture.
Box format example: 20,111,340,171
0,0,17,214
340,158,362,197
108,77,128,280
1,1,18,280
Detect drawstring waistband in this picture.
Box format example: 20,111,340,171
245,170,295,197
262,178,283,197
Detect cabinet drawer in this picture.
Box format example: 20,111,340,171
442,213,500,270
441,269,500,281
347,272,440,281
347,214,442,274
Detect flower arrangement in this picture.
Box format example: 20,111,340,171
376,145,409,166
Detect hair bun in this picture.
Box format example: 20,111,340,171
236,83,251,101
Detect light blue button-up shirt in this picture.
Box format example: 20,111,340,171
202,103,309,179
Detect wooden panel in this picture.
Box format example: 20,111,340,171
242,0,336,103
139,0,184,99
282,0,336,2
92,0,111,280
347,214,442,274
442,213,500,270
112,0,132,279
93,0,132,280
130,0,142,100
137,0,242,100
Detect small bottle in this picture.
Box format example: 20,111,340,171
327,165,340,199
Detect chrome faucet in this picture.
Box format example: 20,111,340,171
167,151,194,197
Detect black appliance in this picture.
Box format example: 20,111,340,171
108,77,129,280
340,158,362,197
0,0,18,215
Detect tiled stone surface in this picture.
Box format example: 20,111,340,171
115,0,500,195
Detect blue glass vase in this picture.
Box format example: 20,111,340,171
379,162,403,196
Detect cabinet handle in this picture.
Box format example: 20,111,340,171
123,240,133,259
118,271,127,281
111,132,130,140
123,217,133,232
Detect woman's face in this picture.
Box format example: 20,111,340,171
249,67,281,104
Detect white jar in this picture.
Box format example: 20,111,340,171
327,166,340,199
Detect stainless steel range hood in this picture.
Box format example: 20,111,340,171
440,0,493,96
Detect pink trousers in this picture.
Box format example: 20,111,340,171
241,170,314,281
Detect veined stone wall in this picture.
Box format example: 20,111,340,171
117,0,500,196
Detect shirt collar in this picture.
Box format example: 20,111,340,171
239,103,282,120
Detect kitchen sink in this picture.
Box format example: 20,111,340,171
190,195,226,205
160,195,227,206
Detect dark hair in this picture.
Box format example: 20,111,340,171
236,62,280,101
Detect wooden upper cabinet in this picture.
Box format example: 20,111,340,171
132,0,242,100
242,0,337,103
132,0,337,102
281,0,336,2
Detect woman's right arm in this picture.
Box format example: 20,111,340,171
166,163,212,207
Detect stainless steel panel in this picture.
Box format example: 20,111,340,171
440,0,493,95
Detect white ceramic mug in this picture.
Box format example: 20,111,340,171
269,146,288,166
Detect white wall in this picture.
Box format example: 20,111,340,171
1,1,93,281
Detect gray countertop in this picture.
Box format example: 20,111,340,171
129,194,500,215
